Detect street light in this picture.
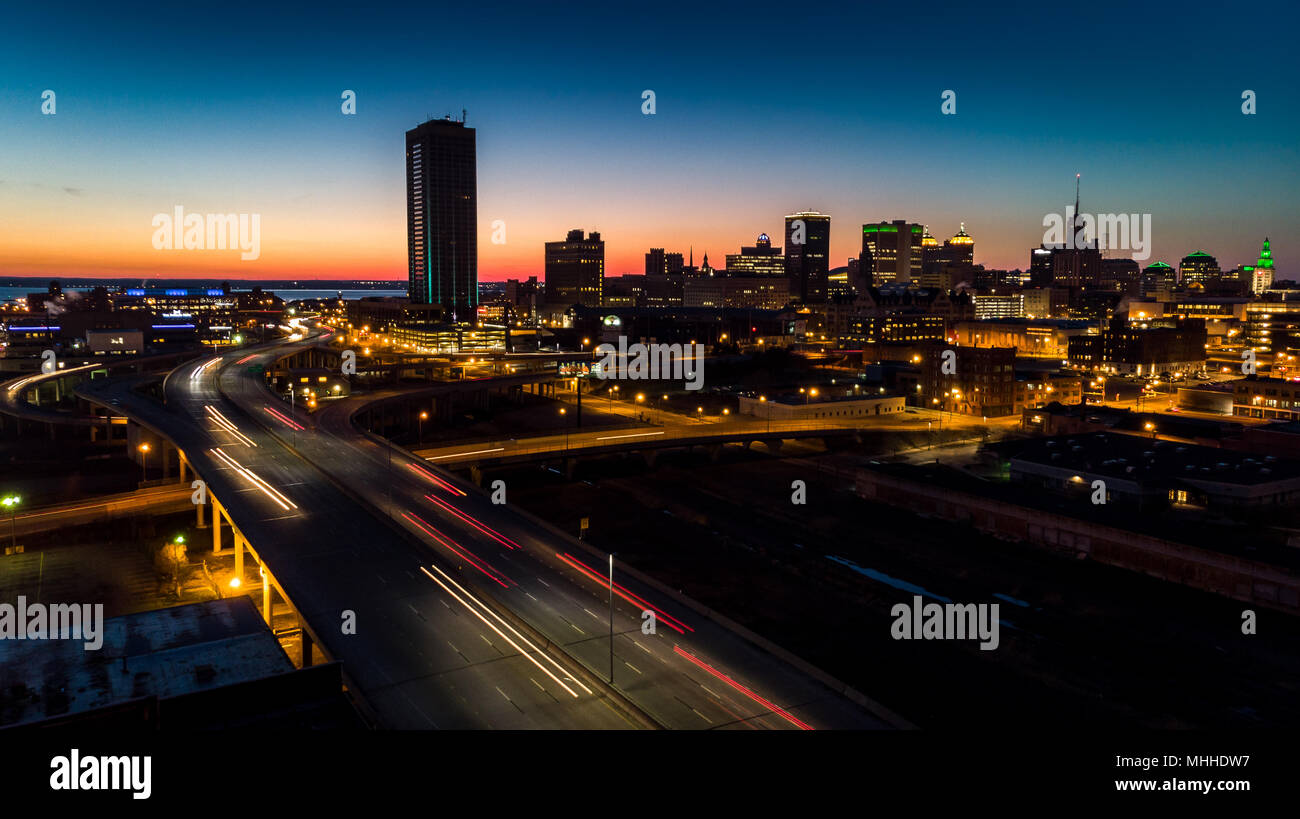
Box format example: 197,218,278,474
560,407,569,451
418,410,428,443
609,552,615,684
138,443,151,483
2,494,20,552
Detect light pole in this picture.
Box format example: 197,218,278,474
138,443,150,483
2,495,19,553
608,552,615,685
559,407,569,452
418,410,428,444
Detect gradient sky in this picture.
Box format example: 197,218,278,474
2,0,1297,283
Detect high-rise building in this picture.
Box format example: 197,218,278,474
1029,245,1054,287
1100,258,1141,293
1250,238,1275,294
862,220,923,286
545,229,605,307
1140,261,1176,296
725,233,785,277
1050,177,1102,291
942,223,975,265
920,226,942,284
785,212,831,303
645,248,684,277
406,116,477,320
1178,251,1221,286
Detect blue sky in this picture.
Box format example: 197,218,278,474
1,0,1295,279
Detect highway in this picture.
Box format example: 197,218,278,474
78,344,637,729
3,485,192,538
220,330,900,729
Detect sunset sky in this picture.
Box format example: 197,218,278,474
1,1,1296,283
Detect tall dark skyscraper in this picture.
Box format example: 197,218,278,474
406,116,477,320
784,211,830,303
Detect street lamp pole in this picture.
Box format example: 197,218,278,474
2,495,19,553
608,552,615,685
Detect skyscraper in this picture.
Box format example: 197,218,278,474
1178,251,1221,286
784,212,830,303
545,229,605,307
942,223,975,265
861,220,923,285
1051,178,1101,290
406,116,477,320
1249,237,1276,294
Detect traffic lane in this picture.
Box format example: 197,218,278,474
295,416,867,729
218,350,886,728
103,372,628,728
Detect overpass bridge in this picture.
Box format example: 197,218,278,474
412,420,871,473
72,344,647,729
12,328,905,729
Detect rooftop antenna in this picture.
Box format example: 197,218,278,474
462,108,467,123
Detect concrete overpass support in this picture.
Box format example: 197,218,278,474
707,444,723,463
641,449,659,469
263,570,273,624
212,499,224,553
234,533,244,583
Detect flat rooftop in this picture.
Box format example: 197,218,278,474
0,597,294,727
1010,433,1300,486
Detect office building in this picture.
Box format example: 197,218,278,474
785,212,831,303
1178,251,1221,286
645,248,684,277
725,233,785,277
862,220,923,286
544,229,605,308
406,116,477,320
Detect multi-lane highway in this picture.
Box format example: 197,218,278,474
80,328,902,729
79,344,636,729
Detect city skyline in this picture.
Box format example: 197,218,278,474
1,2,1296,283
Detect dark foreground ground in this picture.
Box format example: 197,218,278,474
474,440,1300,729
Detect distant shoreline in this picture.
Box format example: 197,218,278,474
0,277,406,290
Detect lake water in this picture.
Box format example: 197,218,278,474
0,286,406,306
